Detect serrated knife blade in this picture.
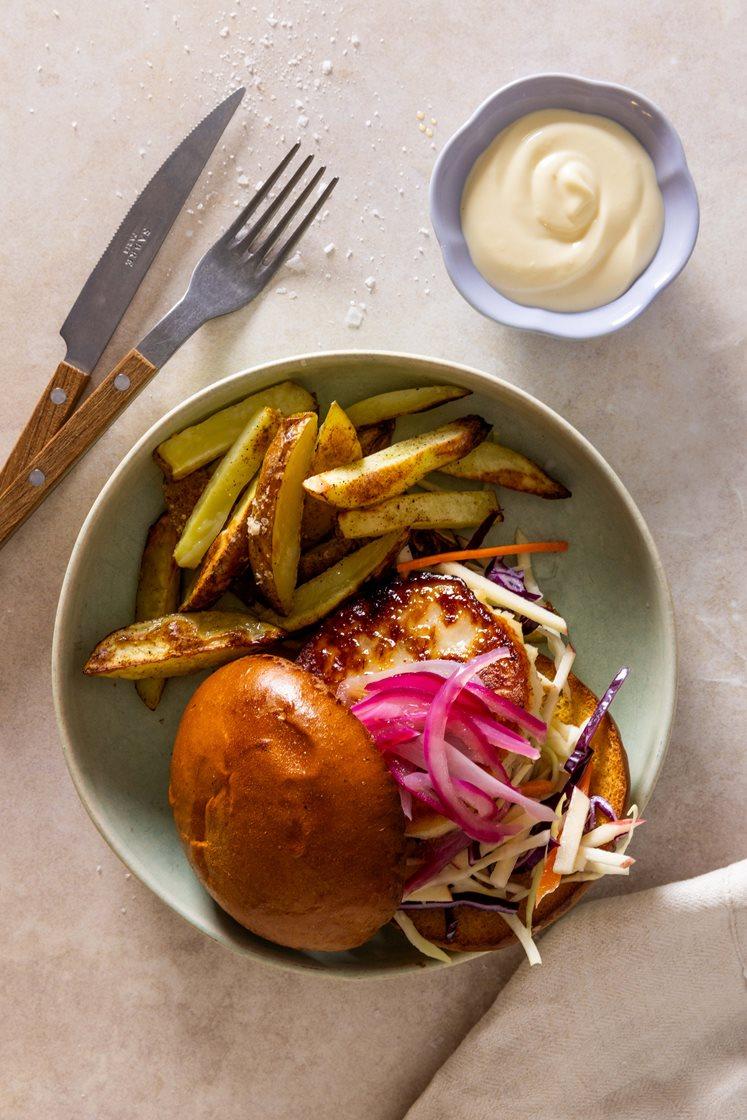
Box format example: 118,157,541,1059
60,87,245,373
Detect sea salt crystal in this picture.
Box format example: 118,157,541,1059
321,59,333,74
237,174,250,186
364,275,376,292
345,303,365,328
323,242,335,255
351,32,360,47
284,251,305,273
297,114,309,128
219,26,229,37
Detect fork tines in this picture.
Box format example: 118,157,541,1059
227,143,338,273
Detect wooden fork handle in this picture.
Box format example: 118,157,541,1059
0,361,90,493
0,349,158,548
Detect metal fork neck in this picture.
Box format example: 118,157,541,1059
138,295,208,368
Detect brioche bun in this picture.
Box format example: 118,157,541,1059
408,655,630,951
169,655,407,951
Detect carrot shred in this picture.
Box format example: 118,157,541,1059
577,761,594,797
535,847,562,906
518,779,556,800
397,540,568,575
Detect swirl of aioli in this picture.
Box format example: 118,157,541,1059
461,109,664,312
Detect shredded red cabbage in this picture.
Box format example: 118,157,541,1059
486,558,542,634
586,794,617,831
400,892,520,914
564,667,629,776
514,836,559,874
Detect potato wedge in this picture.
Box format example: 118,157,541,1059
357,420,395,455
247,412,318,614
133,514,181,709
83,612,283,680
338,489,501,539
155,380,315,479
303,415,490,510
255,532,405,632
174,407,280,569
297,534,361,583
440,440,571,499
301,401,362,547
346,385,470,427
162,465,214,534
180,479,257,611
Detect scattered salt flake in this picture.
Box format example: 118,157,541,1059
96,865,102,875
219,26,229,37
321,59,333,74
71,120,77,130
276,286,288,294
418,227,430,237
323,242,335,255
267,12,278,26
284,251,305,273
345,302,365,328
288,291,298,300
237,174,250,187
371,208,383,219
297,114,308,128
345,248,353,259
351,33,360,47
364,275,376,292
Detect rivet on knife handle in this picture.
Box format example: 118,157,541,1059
0,362,89,493
0,350,157,548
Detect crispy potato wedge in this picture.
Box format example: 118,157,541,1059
155,380,315,479
162,465,213,534
255,532,405,632
247,412,318,614
83,611,283,680
338,489,501,539
301,401,362,547
440,440,571,499
180,480,257,611
303,415,491,510
297,534,361,583
357,420,395,456
174,407,280,569
346,385,471,427
133,514,181,709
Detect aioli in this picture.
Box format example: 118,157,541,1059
461,109,665,312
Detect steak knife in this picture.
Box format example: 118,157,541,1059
0,87,245,493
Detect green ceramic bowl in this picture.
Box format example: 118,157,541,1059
53,351,676,977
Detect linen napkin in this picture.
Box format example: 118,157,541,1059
405,861,747,1120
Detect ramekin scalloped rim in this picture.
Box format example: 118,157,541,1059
52,351,677,978
430,73,699,339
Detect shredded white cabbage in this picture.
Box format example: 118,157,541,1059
435,562,568,633
553,785,590,874
501,912,542,966
394,912,452,964
541,642,576,725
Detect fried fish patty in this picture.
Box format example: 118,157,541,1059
296,571,530,709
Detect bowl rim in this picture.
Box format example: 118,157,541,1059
429,71,700,339
52,349,678,977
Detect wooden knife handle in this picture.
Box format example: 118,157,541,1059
0,349,158,548
0,361,89,493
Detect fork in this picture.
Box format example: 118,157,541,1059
0,144,337,547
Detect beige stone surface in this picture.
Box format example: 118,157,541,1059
1,1,745,1117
